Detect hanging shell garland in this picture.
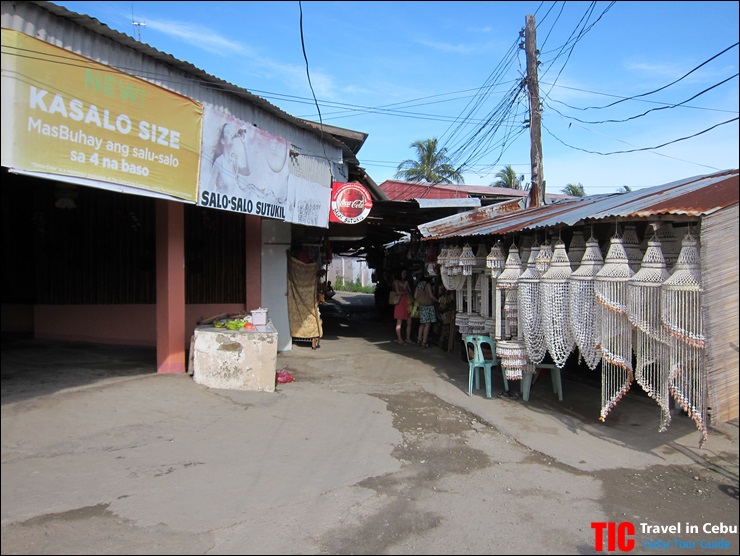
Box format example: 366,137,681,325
594,236,634,422
541,240,575,368
569,235,604,371
497,244,523,339
628,237,671,432
518,244,547,364
661,232,707,448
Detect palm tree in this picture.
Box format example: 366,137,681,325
395,138,464,184
561,183,586,197
491,165,523,189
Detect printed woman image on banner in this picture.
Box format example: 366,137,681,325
197,106,289,219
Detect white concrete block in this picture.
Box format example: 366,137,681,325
192,322,277,392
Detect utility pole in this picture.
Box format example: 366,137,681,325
525,14,546,207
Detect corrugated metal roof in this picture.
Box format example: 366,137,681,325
415,198,481,209
381,181,471,201
380,180,572,202
419,170,739,239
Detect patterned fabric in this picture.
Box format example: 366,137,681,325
419,304,437,324
287,256,322,340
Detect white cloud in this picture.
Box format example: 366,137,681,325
144,18,339,100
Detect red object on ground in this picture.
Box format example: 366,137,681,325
276,369,294,383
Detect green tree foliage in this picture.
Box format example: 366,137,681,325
334,276,374,294
561,183,586,196
395,138,464,184
491,165,523,189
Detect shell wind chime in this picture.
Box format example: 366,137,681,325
487,240,506,278
497,243,523,339
496,243,530,380
441,245,465,294
487,241,506,338
458,244,477,276
628,237,671,432
656,222,681,272
536,240,554,275
474,244,490,316
568,230,586,267
594,235,635,422
458,244,477,314
518,244,547,363
622,224,644,272
569,235,604,370
541,239,575,368
661,232,707,448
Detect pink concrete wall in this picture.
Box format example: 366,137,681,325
32,304,245,347
1,304,34,332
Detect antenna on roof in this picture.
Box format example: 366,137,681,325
131,4,146,41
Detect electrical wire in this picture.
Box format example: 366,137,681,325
551,42,739,112
298,1,332,177
542,117,738,156
544,73,739,125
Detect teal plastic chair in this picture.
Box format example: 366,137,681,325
464,335,502,398
521,363,563,402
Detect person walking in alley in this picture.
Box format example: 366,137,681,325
392,269,413,345
415,274,438,347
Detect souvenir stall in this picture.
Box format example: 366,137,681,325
432,219,716,446
415,170,738,446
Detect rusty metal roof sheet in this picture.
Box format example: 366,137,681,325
419,170,739,239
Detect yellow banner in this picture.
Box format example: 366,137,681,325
1,29,202,201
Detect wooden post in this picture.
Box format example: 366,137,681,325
525,14,545,208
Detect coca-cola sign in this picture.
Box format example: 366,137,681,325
330,181,373,224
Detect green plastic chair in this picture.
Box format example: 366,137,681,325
521,363,563,402
464,335,502,398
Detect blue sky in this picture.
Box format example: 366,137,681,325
51,1,739,194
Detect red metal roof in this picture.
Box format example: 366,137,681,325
380,180,471,201
379,180,573,202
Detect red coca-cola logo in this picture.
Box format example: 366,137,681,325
337,188,366,218
331,182,373,224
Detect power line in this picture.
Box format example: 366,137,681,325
551,41,739,111
545,73,739,125
542,117,738,156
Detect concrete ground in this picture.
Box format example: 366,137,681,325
1,292,738,555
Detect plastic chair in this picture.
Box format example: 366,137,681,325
464,335,502,398
521,363,563,402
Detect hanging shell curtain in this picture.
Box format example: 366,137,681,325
519,245,547,363
496,243,530,380
628,237,671,432
661,232,707,447
569,235,604,370
594,236,635,422
497,243,523,340
541,240,575,368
